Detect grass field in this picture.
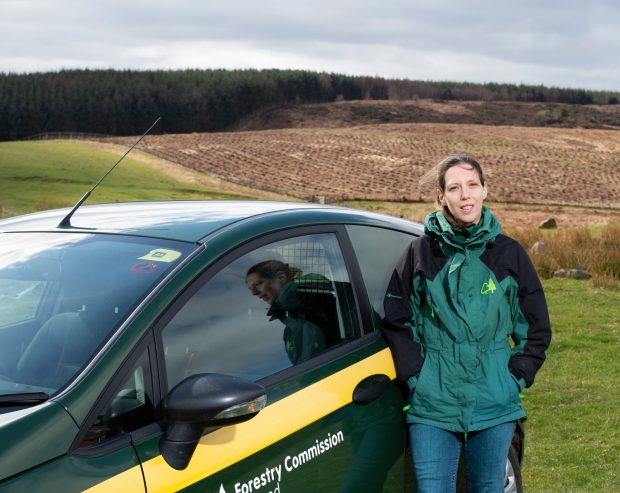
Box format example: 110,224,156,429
524,278,619,492
0,140,255,217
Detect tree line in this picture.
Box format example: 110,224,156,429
1,68,618,141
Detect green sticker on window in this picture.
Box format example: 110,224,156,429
139,248,181,263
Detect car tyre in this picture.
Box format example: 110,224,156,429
504,445,523,493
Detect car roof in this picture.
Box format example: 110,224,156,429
0,201,422,243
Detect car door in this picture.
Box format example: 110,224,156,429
129,225,408,492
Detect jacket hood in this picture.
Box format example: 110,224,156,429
424,206,501,251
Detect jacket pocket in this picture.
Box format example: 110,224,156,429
476,349,520,418
410,351,434,409
411,349,458,419
509,371,525,393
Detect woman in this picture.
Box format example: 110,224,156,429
382,155,551,492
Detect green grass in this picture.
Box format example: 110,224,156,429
0,140,254,217
523,278,620,492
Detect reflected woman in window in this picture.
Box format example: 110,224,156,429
246,260,325,364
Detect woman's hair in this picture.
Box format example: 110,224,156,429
246,260,293,281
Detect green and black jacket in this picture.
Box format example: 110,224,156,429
267,281,326,364
383,208,552,432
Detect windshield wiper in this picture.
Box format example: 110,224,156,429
0,392,50,406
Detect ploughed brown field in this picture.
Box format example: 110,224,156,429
106,100,620,228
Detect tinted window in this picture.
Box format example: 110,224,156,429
346,225,416,319
161,233,360,389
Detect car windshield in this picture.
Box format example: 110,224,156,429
0,232,194,397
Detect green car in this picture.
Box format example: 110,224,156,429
0,201,523,492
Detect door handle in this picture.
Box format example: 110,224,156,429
352,374,391,404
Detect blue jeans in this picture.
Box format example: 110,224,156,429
409,421,516,493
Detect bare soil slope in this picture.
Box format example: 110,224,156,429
106,100,620,228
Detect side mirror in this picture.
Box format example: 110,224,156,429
160,373,266,470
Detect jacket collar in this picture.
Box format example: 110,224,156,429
424,207,501,251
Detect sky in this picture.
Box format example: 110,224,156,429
1,0,619,92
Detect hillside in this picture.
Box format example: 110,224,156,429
233,99,620,131
6,69,620,141
101,100,620,228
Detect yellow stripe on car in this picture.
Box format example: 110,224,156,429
84,348,395,493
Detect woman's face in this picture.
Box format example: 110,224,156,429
246,271,287,305
438,163,488,228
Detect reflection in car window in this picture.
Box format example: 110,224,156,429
0,279,47,326
346,225,416,320
161,233,360,389
80,348,154,448
0,232,193,396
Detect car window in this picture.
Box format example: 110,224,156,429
80,347,155,448
161,233,360,389
346,225,417,320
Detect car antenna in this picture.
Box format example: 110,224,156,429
58,117,161,228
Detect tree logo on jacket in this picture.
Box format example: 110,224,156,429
480,278,497,295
